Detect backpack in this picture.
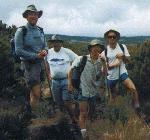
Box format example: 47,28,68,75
10,26,44,63
71,56,87,89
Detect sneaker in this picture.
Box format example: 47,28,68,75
81,129,89,140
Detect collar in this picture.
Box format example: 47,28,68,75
87,54,100,63
26,23,37,29
108,43,119,50
52,47,62,52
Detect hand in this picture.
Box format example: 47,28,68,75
116,53,124,59
37,50,48,59
99,54,106,62
107,63,113,70
101,66,107,75
37,52,45,59
40,50,48,56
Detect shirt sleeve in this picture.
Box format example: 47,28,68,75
70,56,82,69
122,44,130,57
14,28,38,60
64,48,78,62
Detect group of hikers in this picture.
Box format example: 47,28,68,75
14,5,140,139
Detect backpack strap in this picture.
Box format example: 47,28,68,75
19,26,27,42
37,26,45,49
79,55,87,74
37,26,44,34
119,44,125,54
104,48,107,57
104,48,108,63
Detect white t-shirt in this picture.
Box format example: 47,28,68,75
46,47,78,78
105,44,130,80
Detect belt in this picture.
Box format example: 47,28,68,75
52,77,67,80
22,59,42,64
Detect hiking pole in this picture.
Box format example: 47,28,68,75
102,58,112,102
42,59,56,113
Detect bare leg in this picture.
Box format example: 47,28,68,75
79,101,89,129
110,86,119,102
30,92,40,109
123,78,139,108
30,84,41,110
64,101,78,123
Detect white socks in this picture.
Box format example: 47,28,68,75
81,129,87,137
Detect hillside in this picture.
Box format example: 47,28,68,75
46,34,150,44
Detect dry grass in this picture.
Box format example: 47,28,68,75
87,96,150,140
87,116,150,140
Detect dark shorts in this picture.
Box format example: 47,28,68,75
23,61,42,89
107,73,129,89
78,93,96,102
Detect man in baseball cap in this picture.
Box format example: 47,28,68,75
68,39,105,139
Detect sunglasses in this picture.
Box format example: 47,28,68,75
107,35,117,39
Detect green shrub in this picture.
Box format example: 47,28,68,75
104,96,133,125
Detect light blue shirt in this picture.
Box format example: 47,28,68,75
14,23,48,60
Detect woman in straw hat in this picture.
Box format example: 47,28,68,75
103,29,139,109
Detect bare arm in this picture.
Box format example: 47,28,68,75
116,53,131,64
107,58,122,70
44,60,51,80
67,68,74,92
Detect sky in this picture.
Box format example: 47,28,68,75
0,0,150,37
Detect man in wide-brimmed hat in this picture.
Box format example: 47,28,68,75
14,5,48,111
68,39,105,139
22,5,43,18
103,29,139,109
45,34,78,121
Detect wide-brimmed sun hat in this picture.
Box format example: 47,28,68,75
104,29,120,39
22,5,43,18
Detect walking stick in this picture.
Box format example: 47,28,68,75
42,59,56,113
102,57,112,102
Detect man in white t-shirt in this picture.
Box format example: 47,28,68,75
103,29,139,109
45,35,78,120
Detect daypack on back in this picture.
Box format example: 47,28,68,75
10,26,44,63
10,26,27,63
72,56,87,89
